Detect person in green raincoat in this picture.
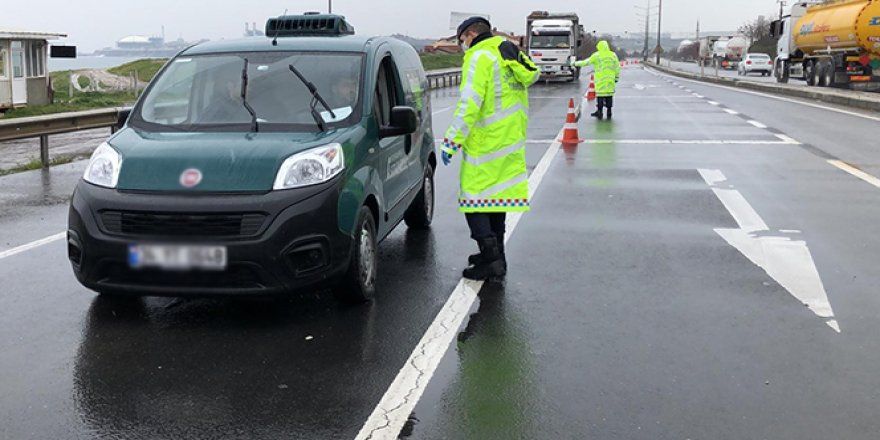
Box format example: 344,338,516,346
571,40,620,120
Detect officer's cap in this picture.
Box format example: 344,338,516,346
457,16,491,40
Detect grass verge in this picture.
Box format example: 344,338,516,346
420,53,464,71
0,154,87,176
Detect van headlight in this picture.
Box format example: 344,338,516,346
83,142,122,188
273,144,344,190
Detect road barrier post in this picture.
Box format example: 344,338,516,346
40,135,50,168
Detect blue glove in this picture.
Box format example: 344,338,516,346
442,151,452,166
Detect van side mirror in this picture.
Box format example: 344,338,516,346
379,106,418,139
116,108,132,129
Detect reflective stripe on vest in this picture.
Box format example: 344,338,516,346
446,50,505,142
462,140,525,166
460,171,528,200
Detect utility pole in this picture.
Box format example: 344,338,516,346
644,3,650,61
641,0,651,61
655,0,663,64
778,0,786,20
329,0,332,13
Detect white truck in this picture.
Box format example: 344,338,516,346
526,11,585,81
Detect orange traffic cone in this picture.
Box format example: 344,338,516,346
586,75,597,102
560,98,584,145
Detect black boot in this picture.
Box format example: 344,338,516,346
590,108,603,120
468,240,506,270
606,108,612,119
463,237,506,280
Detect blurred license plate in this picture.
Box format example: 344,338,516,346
129,244,227,270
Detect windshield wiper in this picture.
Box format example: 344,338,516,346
287,63,336,132
241,59,259,132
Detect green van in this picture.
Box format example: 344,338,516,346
67,14,436,302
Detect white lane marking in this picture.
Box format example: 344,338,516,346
700,169,839,332
748,120,768,129
432,107,453,115
357,115,566,440
827,160,880,188
649,68,880,122
0,232,66,261
774,134,801,144
707,100,720,106
723,109,740,115
699,169,728,186
693,93,705,98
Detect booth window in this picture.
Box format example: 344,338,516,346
26,42,45,77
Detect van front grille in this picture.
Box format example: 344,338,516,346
101,211,266,238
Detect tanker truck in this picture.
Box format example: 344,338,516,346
770,0,880,88
713,36,748,69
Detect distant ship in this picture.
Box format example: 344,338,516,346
93,28,206,57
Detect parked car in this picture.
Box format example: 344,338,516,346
738,53,774,76
67,14,436,303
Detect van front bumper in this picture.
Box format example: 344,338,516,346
67,177,352,296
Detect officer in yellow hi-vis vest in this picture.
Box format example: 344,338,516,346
441,16,539,281
572,40,620,120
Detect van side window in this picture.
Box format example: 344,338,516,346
374,56,401,126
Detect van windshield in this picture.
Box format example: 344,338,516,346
131,52,364,132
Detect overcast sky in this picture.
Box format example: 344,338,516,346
6,0,780,51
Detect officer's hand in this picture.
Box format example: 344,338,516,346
569,59,577,67
442,151,452,166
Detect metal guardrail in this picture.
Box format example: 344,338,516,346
0,107,125,167
426,68,462,90
0,68,464,168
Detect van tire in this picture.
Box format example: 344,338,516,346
404,164,434,229
334,206,377,304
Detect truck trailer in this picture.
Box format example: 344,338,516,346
771,0,880,88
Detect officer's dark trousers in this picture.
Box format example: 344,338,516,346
466,213,507,241
597,96,613,111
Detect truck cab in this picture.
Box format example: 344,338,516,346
526,11,582,81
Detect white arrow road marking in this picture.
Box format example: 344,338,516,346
699,169,839,333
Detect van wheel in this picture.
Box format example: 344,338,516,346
334,206,377,304
404,164,434,229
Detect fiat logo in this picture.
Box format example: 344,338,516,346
180,168,203,188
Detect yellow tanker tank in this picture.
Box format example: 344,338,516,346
794,0,880,57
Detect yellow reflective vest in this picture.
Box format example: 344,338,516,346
574,41,620,97
442,36,539,213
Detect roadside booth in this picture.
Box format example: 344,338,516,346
0,29,67,110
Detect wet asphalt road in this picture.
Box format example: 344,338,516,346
3,67,880,439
